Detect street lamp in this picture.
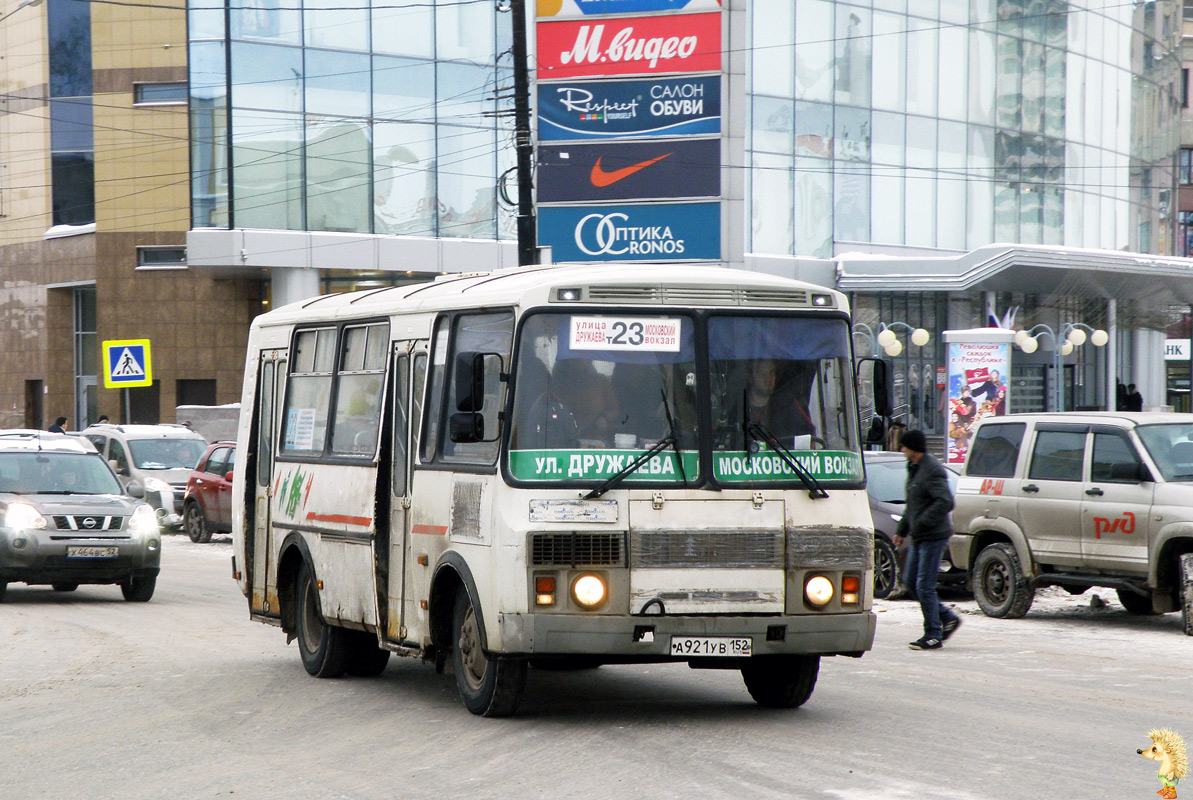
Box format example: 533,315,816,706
0,0,43,24
1015,322,1108,411
853,321,931,358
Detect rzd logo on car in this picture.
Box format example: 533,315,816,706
1093,511,1136,538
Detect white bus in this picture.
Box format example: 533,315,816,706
232,263,878,716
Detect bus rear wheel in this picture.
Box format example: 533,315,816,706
296,561,347,678
741,655,820,709
452,586,526,717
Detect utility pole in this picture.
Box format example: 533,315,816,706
510,0,538,266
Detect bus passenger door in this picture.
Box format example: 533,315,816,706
250,350,286,616
386,343,426,642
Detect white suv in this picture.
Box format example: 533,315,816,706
952,412,1193,634
83,424,208,530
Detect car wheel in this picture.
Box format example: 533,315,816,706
343,630,391,677
1116,588,1158,615
1180,553,1193,637
295,560,348,678
741,655,819,709
184,502,210,544
452,586,526,717
873,536,899,600
120,576,156,602
973,542,1034,619
51,583,79,592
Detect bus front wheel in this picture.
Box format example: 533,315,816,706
296,561,347,678
451,587,526,717
741,655,820,709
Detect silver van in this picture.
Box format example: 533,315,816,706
83,424,208,530
952,412,1193,634
0,430,161,601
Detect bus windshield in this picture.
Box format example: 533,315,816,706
507,312,861,487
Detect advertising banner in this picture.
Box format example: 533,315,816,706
945,339,1010,464
537,138,720,203
536,0,722,18
536,12,722,79
537,75,721,140
538,201,720,262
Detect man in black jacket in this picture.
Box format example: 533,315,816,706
892,429,961,650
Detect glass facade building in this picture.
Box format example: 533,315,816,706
188,0,515,240
747,0,1182,258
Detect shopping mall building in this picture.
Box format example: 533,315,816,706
2,0,1192,431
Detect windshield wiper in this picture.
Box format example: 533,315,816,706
584,390,689,500
583,436,676,499
743,418,829,500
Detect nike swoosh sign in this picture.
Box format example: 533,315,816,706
590,153,673,187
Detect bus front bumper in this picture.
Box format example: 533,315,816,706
496,611,875,659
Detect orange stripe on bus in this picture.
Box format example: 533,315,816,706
411,524,448,536
305,512,372,527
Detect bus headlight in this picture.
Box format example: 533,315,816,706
572,574,607,609
5,503,47,531
804,575,834,608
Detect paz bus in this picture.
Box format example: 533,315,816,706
231,263,879,716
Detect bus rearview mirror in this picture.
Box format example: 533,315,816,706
449,412,485,443
856,357,892,418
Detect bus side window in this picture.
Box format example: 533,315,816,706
421,317,450,463
392,354,409,497
441,311,514,465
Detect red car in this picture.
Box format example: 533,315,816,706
182,441,235,543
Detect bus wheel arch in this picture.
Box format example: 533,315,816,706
429,554,482,666
277,534,313,641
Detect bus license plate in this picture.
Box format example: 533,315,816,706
669,636,752,657
66,546,118,559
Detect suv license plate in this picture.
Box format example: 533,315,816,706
669,636,752,657
66,546,118,559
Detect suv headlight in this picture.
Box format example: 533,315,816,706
128,504,160,535
5,503,47,531
143,477,171,494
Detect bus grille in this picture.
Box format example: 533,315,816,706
630,530,784,568
530,532,625,567
585,286,810,307
786,526,872,568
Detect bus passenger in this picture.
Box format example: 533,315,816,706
734,359,815,443
553,359,620,445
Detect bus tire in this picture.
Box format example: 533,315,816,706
741,655,819,709
296,560,347,678
452,586,526,717
344,630,391,677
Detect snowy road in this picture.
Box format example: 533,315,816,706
1,536,1189,800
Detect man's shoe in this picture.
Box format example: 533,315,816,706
908,637,942,650
942,615,962,641
886,587,911,601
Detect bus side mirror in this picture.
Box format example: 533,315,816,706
454,351,503,412
449,412,485,443
856,357,893,418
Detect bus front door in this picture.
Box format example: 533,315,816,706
385,343,426,643
250,350,286,616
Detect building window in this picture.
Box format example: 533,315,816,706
1181,149,1193,185
134,82,187,105
136,246,187,269
74,287,98,428
1183,68,1190,108
177,379,217,406
1180,211,1193,257
48,0,94,227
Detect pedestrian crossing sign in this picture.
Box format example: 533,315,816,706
102,339,153,388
